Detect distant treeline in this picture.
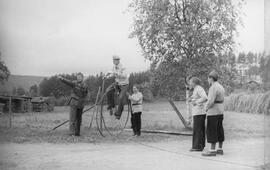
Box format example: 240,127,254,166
5,51,270,106
37,71,155,105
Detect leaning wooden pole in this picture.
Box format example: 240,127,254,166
124,129,192,136
168,99,191,130
99,79,106,133
8,96,12,128
89,87,101,128
186,88,192,123
51,104,95,131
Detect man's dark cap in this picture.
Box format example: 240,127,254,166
208,70,218,80
77,72,84,77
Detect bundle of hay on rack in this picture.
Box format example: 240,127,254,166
224,91,270,115
31,97,55,112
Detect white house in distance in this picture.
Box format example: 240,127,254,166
235,55,262,84
235,63,249,77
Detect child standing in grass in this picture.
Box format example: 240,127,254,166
127,85,143,137
188,77,208,152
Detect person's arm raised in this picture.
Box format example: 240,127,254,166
57,76,75,88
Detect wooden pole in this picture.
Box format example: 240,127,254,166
89,87,101,128
99,80,105,132
124,128,192,136
51,105,95,131
186,88,192,124
8,96,12,128
185,76,192,126
168,99,191,130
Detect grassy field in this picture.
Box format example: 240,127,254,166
0,101,269,144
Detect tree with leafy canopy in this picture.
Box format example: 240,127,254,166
260,55,270,90
29,84,38,97
237,52,246,63
0,52,10,83
39,74,78,98
129,0,242,97
17,87,26,96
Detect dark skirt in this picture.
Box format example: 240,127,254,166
207,115,225,143
217,115,225,142
192,114,206,150
131,112,142,136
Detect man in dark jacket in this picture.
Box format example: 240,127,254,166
57,73,88,136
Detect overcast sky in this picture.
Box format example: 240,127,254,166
0,0,265,77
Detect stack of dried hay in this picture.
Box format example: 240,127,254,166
224,91,270,115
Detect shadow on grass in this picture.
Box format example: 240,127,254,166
0,126,189,144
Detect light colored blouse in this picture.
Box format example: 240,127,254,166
112,63,129,85
128,92,143,113
190,85,207,116
205,81,225,116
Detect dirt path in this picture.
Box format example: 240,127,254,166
0,137,266,170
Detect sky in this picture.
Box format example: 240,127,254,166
0,0,265,77
236,0,264,53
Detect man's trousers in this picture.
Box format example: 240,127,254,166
69,106,83,136
107,84,129,119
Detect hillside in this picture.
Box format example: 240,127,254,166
0,75,45,94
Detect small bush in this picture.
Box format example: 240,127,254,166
55,96,69,106
262,82,270,91
224,91,270,115
136,82,154,102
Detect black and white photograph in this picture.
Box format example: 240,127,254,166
0,0,269,169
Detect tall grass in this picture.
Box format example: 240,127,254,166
224,91,270,115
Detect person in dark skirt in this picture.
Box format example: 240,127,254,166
202,70,225,156
127,85,143,136
188,77,208,151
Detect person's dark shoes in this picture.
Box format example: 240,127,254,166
115,115,120,120
114,111,121,120
216,149,224,155
108,106,115,116
189,148,203,152
74,133,80,136
109,109,113,116
137,132,141,136
134,133,140,137
202,150,217,156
